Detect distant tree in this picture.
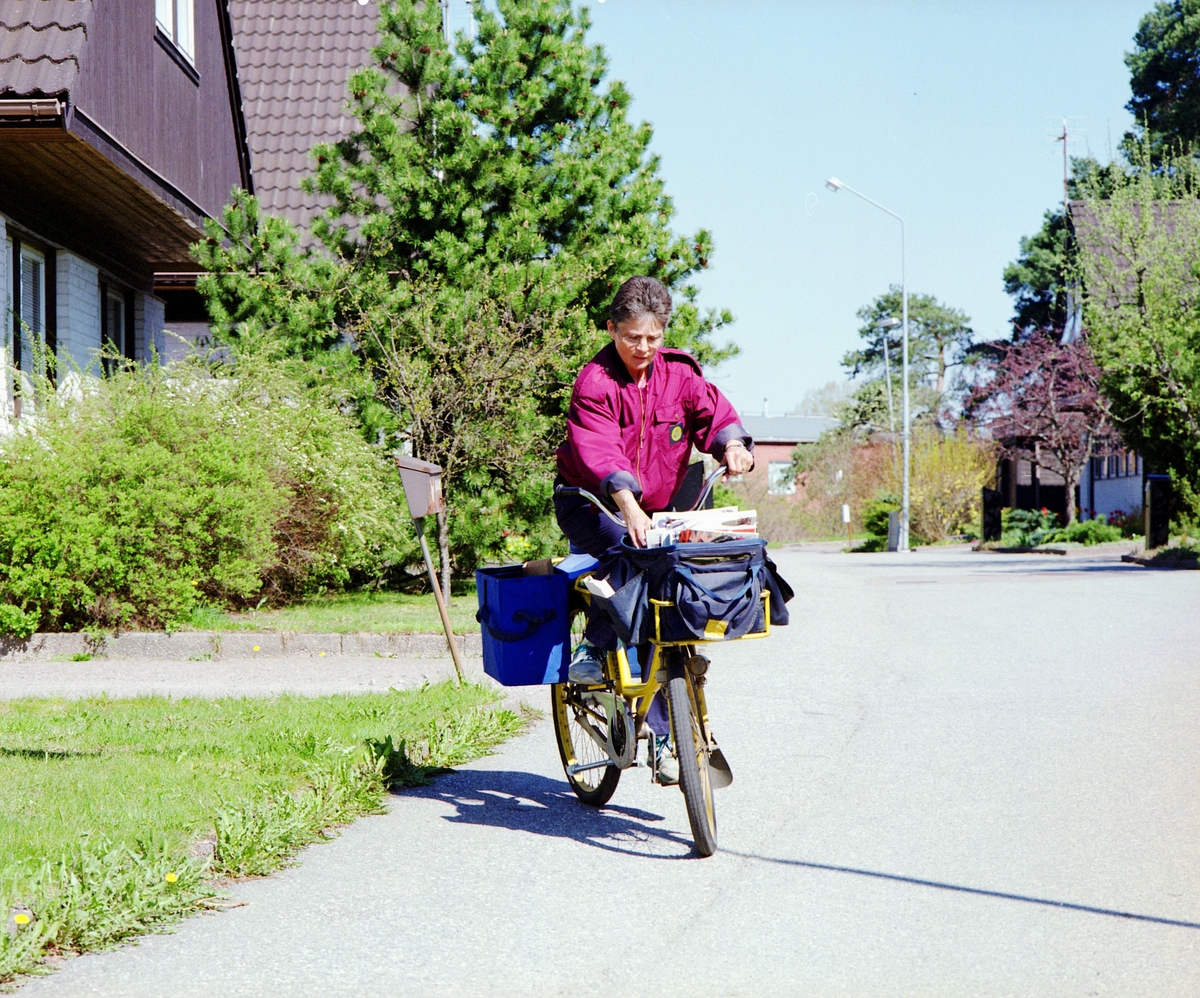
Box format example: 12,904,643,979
1123,0,1200,160
1075,157,1200,522
964,331,1111,525
1003,209,1072,335
843,288,973,396
790,380,854,418
1001,158,1116,338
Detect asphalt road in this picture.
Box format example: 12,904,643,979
22,546,1200,997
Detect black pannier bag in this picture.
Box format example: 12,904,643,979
592,537,792,645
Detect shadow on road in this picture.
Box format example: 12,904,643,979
723,851,1200,930
398,772,1200,925
398,768,700,859
871,562,1151,576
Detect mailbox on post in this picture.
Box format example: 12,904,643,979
396,457,445,519
395,456,463,684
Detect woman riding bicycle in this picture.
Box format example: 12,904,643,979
553,276,755,691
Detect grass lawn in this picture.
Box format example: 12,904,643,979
184,588,481,634
0,682,523,984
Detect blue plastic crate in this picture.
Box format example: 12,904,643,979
475,563,575,686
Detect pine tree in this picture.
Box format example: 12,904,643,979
308,0,735,366
197,0,740,594
843,287,974,396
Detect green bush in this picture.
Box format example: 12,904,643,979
1046,516,1123,545
0,359,412,635
862,492,901,538
1000,507,1060,547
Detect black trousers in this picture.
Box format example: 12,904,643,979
553,478,671,737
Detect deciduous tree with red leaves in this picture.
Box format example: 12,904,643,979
965,332,1112,524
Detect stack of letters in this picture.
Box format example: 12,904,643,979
645,507,758,547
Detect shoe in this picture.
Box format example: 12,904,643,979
653,735,679,785
568,641,604,684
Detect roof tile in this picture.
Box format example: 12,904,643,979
0,0,93,98
228,0,389,230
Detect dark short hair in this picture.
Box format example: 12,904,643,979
609,276,672,328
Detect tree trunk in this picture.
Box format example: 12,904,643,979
1064,468,1078,525
436,509,452,604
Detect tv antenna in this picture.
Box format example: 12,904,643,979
1048,117,1086,211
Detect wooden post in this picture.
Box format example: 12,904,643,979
416,517,465,685
396,456,464,686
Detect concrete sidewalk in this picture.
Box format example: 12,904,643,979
0,629,481,663
0,653,482,700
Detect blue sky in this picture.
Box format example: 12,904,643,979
568,0,1148,416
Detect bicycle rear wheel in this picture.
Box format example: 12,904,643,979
666,668,718,856
552,683,621,807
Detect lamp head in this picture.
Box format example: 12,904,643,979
875,317,901,329
825,177,843,193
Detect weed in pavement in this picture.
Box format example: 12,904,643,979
0,682,523,985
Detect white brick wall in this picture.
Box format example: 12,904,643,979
134,293,166,360
160,321,210,362
55,252,101,376
0,216,9,417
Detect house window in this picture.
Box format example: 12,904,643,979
100,282,134,372
156,0,194,62
768,461,796,496
14,246,45,374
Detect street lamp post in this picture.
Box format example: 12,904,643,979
826,177,910,552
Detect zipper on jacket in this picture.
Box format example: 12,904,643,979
636,382,647,486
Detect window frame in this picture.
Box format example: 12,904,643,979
767,460,797,496
155,0,199,82
100,281,137,373
15,244,46,375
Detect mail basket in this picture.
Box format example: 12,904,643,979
475,565,571,686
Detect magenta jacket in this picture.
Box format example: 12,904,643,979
555,344,752,514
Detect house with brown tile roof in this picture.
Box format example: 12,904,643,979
0,0,251,402
227,0,379,232
151,1,383,346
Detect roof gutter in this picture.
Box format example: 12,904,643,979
0,98,64,120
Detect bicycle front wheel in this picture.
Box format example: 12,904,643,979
552,683,621,807
667,670,718,856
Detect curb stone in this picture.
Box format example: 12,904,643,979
0,631,483,662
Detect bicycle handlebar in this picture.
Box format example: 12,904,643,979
557,486,628,527
554,465,729,525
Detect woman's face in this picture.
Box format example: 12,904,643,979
608,314,664,381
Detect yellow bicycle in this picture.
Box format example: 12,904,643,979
551,468,770,857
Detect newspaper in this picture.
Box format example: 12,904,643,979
646,507,758,547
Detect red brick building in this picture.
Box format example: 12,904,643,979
740,415,839,495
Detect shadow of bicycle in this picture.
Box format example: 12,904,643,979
396,768,699,859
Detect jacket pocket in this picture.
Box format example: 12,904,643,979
653,407,688,448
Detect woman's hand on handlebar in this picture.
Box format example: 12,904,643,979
611,489,653,548
724,440,754,476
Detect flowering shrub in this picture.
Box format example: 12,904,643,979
907,428,995,542
1106,507,1144,538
